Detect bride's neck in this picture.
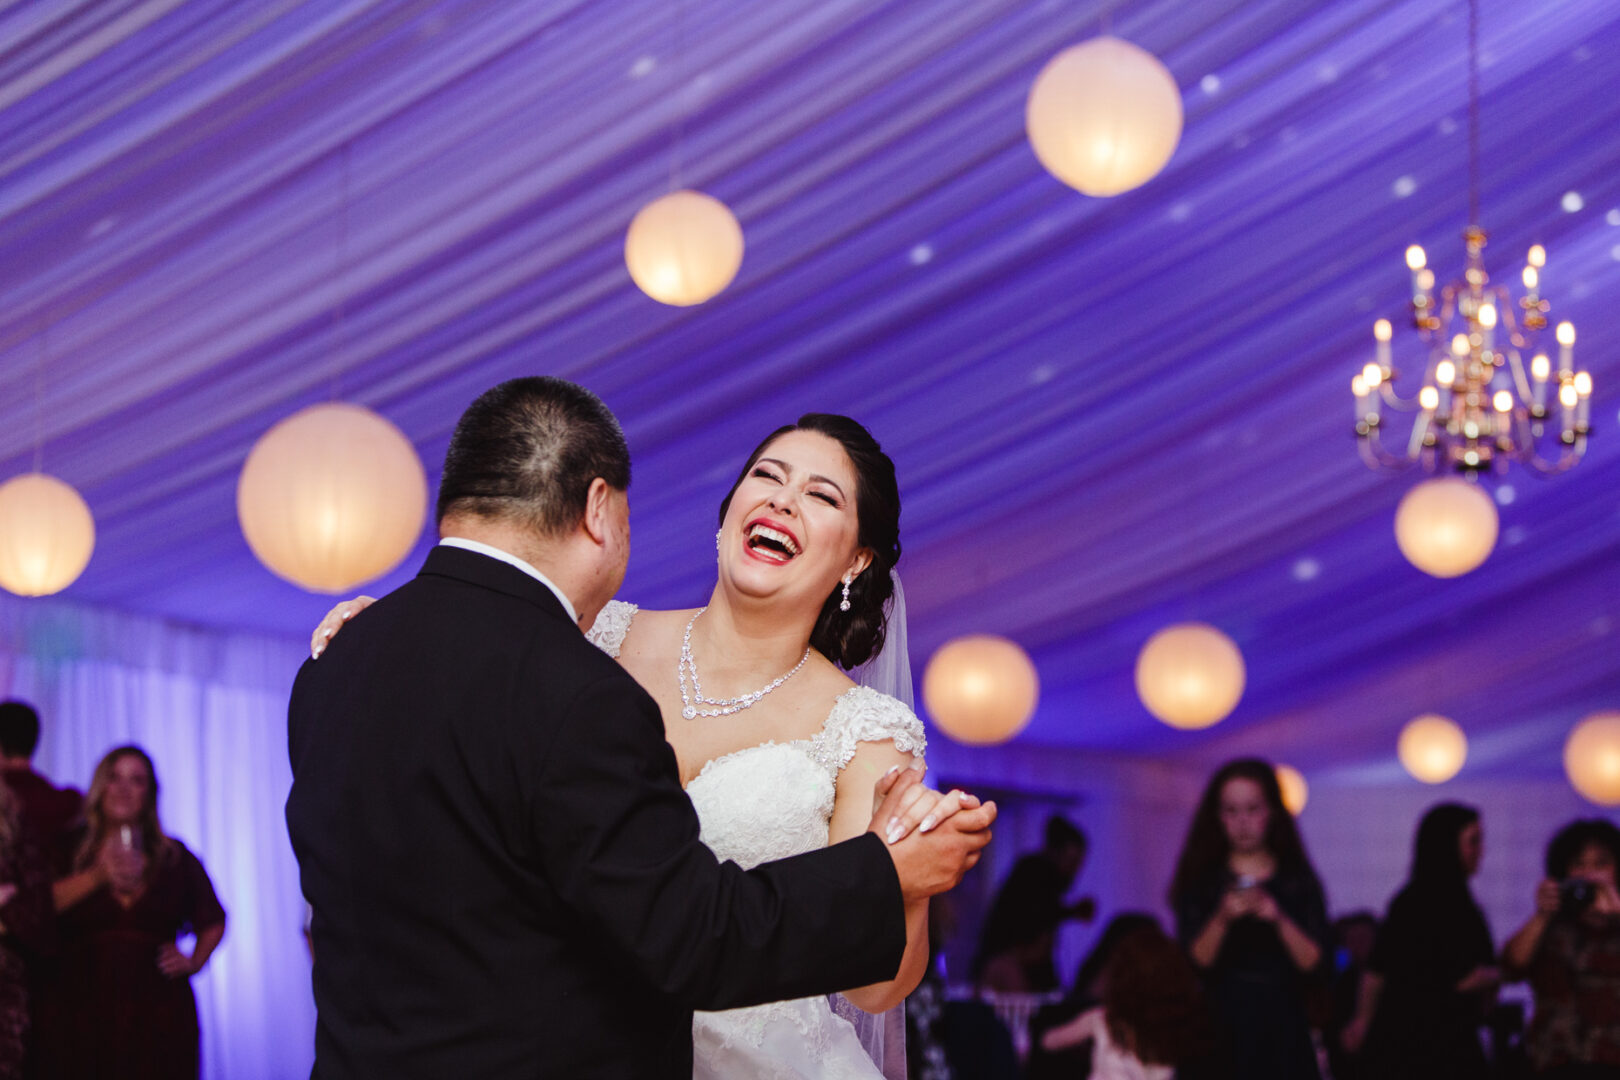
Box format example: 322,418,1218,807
693,587,816,681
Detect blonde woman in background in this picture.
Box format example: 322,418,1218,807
36,746,225,1080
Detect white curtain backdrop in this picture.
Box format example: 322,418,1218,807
0,592,314,1080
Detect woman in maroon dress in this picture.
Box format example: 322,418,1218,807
36,746,225,1080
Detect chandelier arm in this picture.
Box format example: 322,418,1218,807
1358,426,1418,471
1377,381,1425,411
1511,411,1550,467
1504,347,1533,403
1437,284,1461,330
1519,435,1586,476
1521,453,1574,477
1407,413,1434,460
1495,286,1530,351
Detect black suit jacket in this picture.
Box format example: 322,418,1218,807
286,546,906,1079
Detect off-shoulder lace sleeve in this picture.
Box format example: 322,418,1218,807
810,685,927,778
584,600,637,658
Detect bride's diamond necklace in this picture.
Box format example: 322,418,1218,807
679,607,810,719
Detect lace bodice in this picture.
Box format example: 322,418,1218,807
584,599,638,657
585,600,926,868
588,600,918,1077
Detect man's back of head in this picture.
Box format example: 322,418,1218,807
0,700,41,764
437,376,631,536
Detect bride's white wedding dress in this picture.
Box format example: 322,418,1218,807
588,601,926,1079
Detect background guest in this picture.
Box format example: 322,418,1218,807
35,746,225,1080
1348,802,1498,1080
1026,911,1163,1080
1326,912,1380,1080
1040,922,1217,1080
1170,758,1330,1080
975,815,1096,993
907,898,957,1080
1504,818,1620,1078
0,777,53,1080
0,702,82,847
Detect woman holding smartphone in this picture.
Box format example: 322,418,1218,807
1169,758,1331,1080
36,746,225,1080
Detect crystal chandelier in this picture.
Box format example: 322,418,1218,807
1352,0,1592,476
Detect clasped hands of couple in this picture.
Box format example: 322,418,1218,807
870,761,994,899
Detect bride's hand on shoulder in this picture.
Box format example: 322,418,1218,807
310,596,377,658
870,765,983,846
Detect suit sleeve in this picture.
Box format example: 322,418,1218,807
531,673,907,1010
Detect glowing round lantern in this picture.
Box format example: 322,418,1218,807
238,403,427,594
1275,764,1309,816
1398,714,1467,784
1394,477,1498,578
922,635,1040,746
1565,712,1620,806
1135,623,1246,729
0,473,95,596
1026,37,1184,197
624,189,744,306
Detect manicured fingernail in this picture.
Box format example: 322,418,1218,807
886,819,903,844
341,610,353,620
323,628,334,638
920,815,937,833
883,765,901,778
311,650,322,659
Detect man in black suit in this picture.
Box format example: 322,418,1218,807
286,377,994,1079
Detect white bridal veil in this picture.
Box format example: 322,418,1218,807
835,569,913,1080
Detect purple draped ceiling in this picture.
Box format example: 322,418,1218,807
1,0,1617,777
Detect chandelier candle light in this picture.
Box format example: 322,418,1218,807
1355,237,1590,475
1353,0,1592,478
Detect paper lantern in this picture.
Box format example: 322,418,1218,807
238,403,427,594
0,473,95,596
1398,714,1467,784
1135,623,1246,729
1394,476,1498,578
1026,37,1184,197
1275,765,1309,816
1565,712,1620,806
922,635,1040,746
624,189,744,306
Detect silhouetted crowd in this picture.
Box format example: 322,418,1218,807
0,699,225,1080
910,758,1620,1080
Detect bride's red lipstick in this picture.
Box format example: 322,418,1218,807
743,518,800,564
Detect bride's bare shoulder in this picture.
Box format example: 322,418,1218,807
805,652,858,698
617,606,696,657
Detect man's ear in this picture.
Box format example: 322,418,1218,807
580,478,613,545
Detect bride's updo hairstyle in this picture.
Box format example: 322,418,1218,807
718,414,901,670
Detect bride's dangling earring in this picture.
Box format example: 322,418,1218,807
839,577,852,612
715,529,722,552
